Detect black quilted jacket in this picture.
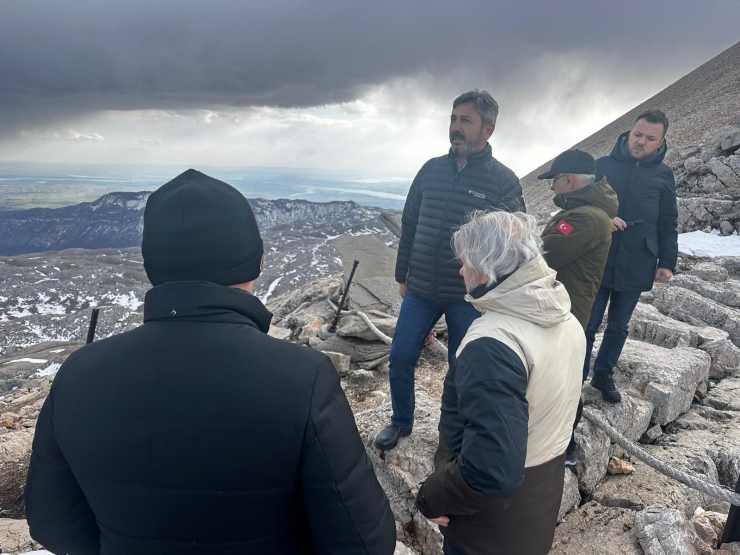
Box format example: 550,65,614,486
395,144,525,301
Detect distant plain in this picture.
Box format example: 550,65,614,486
0,162,411,211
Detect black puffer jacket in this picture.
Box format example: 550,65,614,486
26,282,395,555
597,132,678,292
395,144,525,302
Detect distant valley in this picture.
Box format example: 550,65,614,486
0,192,394,355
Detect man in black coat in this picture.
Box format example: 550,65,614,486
25,169,396,555
585,110,678,403
375,90,525,451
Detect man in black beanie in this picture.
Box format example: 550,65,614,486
25,169,396,555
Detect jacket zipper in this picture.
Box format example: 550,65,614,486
434,166,460,297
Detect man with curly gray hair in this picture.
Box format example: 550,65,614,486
415,211,584,555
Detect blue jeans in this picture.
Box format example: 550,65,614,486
389,291,481,427
584,287,641,381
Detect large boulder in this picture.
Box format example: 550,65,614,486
574,388,654,494
670,274,740,309
0,518,41,554
355,391,442,555
593,459,707,518
703,378,740,411
628,304,740,380
550,502,643,555
317,335,391,363
688,263,730,283
634,504,698,555
559,469,581,522
333,235,400,313
613,341,710,425
337,313,397,341
380,210,403,239
653,286,740,348
572,418,610,495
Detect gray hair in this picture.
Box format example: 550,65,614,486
573,174,596,187
453,210,543,287
453,90,499,125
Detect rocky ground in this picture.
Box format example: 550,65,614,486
5,209,740,554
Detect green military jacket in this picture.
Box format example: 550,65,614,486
541,177,619,329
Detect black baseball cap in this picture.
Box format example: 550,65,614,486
537,149,596,180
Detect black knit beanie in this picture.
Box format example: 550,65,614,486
142,169,263,286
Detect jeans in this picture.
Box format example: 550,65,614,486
584,287,642,381
389,291,481,427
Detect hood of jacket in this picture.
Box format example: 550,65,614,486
611,131,668,168
465,255,572,328
553,176,619,217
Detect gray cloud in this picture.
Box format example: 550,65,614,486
1,0,738,142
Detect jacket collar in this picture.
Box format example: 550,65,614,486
143,281,272,333
447,142,493,168
464,256,572,328
553,176,619,217
468,270,514,299
611,131,668,168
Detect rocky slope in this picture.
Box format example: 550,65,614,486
4,235,740,554
0,191,383,255
523,40,740,218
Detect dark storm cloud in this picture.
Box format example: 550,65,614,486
0,0,738,138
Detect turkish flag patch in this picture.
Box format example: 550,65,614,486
557,221,574,236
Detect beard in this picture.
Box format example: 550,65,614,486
450,128,484,156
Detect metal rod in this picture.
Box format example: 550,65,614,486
86,308,100,344
329,260,359,332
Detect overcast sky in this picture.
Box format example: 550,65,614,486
1,1,738,177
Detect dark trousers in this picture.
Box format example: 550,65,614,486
389,291,480,427
584,287,641,380
567,396,584,453
444,538,466,555
722,476,740,544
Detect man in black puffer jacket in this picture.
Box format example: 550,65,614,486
375,90,525,451
25,169,396,555
585,110,678,404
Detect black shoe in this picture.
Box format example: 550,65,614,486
591,375,622,403
374,423,413,451
565,442,577,467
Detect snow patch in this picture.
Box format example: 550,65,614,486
260,276,283,303
33,362,61,377
3,358,47,365
678,230,740,257
102,291,142,310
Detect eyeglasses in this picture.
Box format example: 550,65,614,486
550,174,568,186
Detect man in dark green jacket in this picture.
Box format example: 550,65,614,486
539,149,618,465
540,150,619,329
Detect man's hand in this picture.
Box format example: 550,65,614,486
611,217,627,232
429,516,449,528
655,268,674,283
399,283,407,299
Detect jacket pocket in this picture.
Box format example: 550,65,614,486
645,235,660,258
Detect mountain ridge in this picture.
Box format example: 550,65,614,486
0,191,381,256
523,40,740,217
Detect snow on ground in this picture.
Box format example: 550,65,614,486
678,230,740,257
102,291,143,310
3,358,47,365
33,362,61,377
260,276,284,303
